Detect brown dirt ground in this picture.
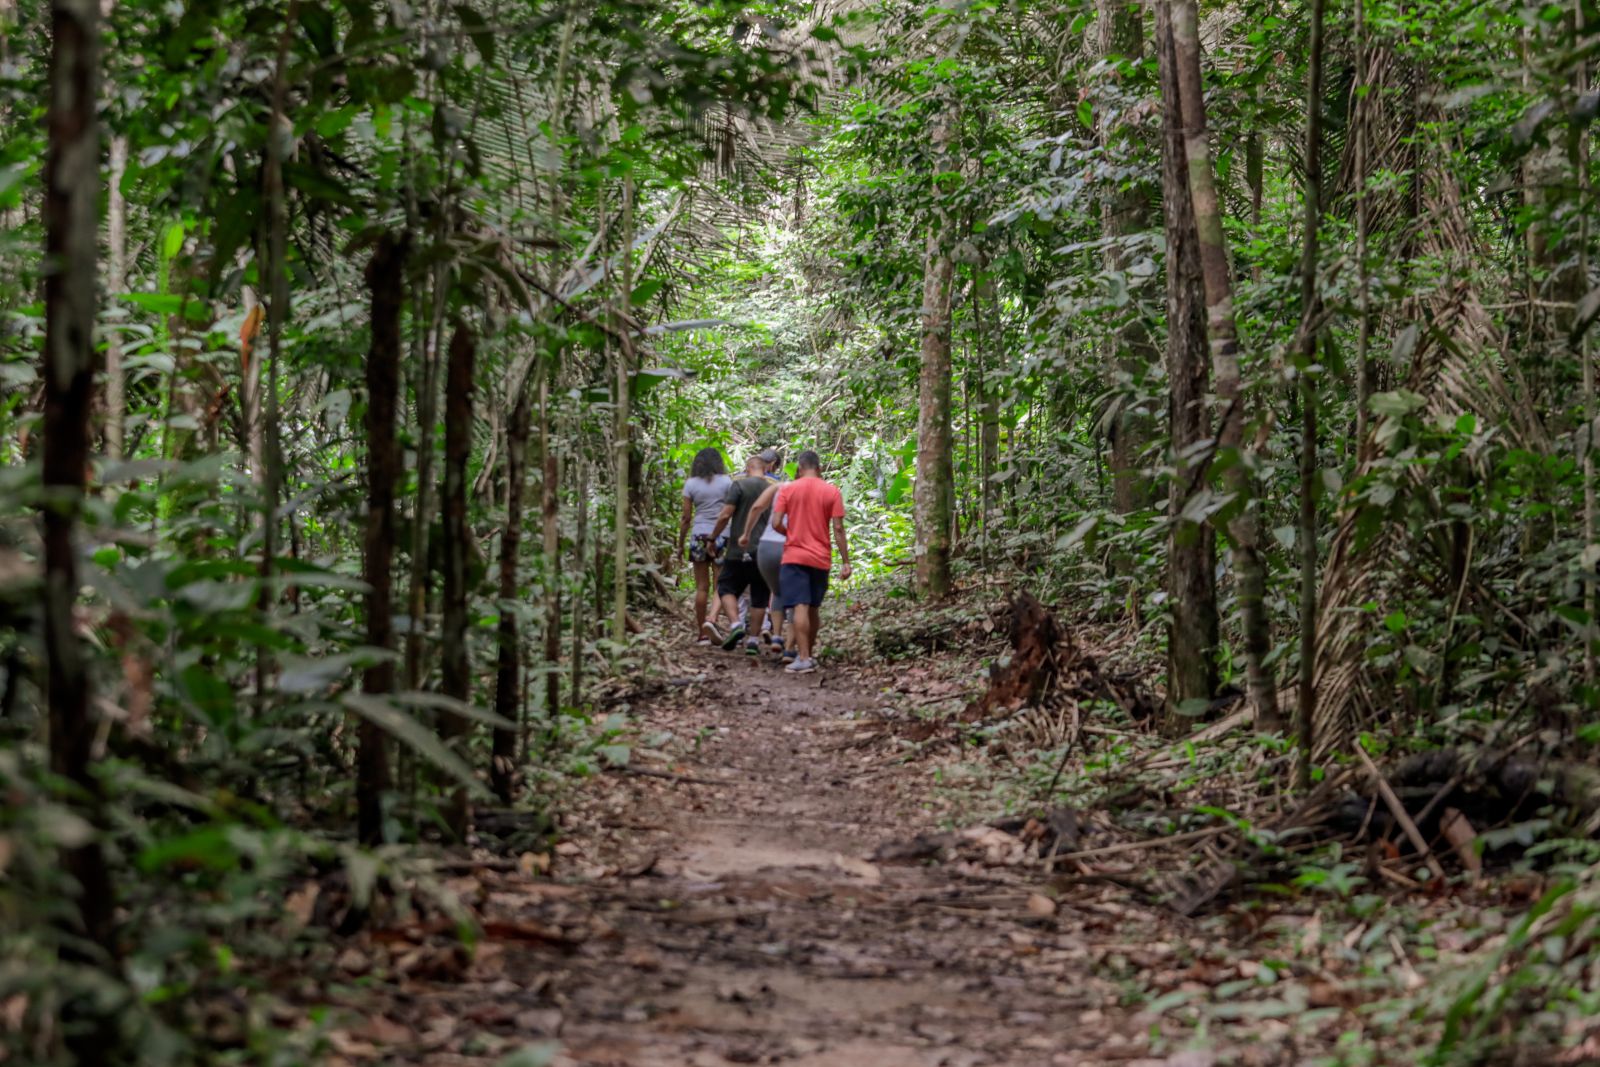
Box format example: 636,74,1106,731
368,643,1223,1067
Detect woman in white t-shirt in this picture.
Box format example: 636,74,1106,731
737,450,796,661
677,447,732,645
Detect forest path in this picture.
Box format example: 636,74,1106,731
403,644,1183,1067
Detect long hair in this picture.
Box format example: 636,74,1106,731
690,447,727,480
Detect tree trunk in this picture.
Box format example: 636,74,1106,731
980,291,1000,571
1351,0,1374,453
256,1,296,706
492,380,530,804
1296,0,1327,789
1169,0,1282,732
540,360,562,719
104,133,126,459
43,0,117,1049
358,232,407,843
405,261,446,691
1576,0,1596,683
915,110,956,598
1098,0,1158,518
440,321,475,837
571,448,589,708
1156,0,1219,727
612,177,634,646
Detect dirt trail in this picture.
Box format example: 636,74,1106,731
412,647,1179,1067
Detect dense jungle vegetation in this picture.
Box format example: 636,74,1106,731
10,0,1600,1062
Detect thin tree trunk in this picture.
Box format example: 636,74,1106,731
1169,0,1282,732
612,178,634,646
1099,0,1157,518
44,0,116,1053
358,232,407,843
440,321,475,838
256,0,297,705
980,291,1000,572
1573,0,1596,683
540,361,562,719
1296,0,1327,789
104,134,126,459
405,257,446,691
1246,132,1263,285
915,110,956,598
571,448,589,706
1156,0,1219,728
493,382,529,804
1353,0,1373,451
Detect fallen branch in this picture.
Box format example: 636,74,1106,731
1042,825,1228,868
1357,744,1446,880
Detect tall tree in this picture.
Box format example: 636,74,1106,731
1098,0,1158,518
1168,0,1282,731
358,233,407,843
915,106,956,598
43,0,116,1053
1295,0,1328,787
104,133,127,460
440,321,475,837
255,1,296,704
612,177,635,645
493,382,530,804
540,362,562,719
1156,0,1219,724
1352,0,1374,451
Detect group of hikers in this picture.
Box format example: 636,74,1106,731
676,446,851,675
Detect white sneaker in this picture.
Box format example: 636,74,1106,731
785,657,816,674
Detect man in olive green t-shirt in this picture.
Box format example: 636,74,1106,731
708,454,774,653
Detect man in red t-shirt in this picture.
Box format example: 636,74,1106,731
769,450,851,674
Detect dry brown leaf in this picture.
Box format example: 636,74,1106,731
326,1031,380,1059
831,854,883,884
335,947,373,976
284,880,320,930
1440,807,1482,878
354,1015,413,1045
1026,892,1057,917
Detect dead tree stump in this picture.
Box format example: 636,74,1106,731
963,592,1061,721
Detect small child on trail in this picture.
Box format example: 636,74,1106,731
709,452,776,654
677,447,732,646
768,450,851,675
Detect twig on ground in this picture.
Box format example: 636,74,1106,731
1043,825,1228,868
1357,743,1447,880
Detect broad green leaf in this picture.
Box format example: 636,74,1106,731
343,693,490,799
393,690,515,730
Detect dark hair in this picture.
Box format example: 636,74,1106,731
690,447,727,480
796,450,822,472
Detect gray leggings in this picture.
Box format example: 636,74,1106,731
756,540,791,619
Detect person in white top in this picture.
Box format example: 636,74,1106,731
677,447,732,645
737,450,796,661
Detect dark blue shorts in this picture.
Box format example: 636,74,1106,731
779,563,830,607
